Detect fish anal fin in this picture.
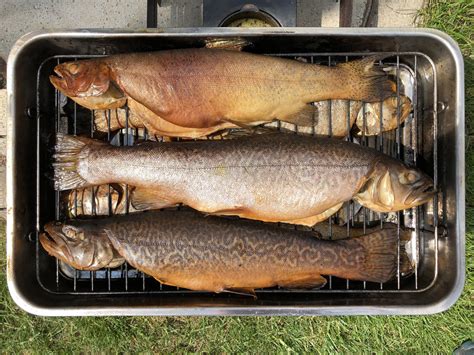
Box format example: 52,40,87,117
204,38,252,51
223,287,257,298
130,186,178,211
282,104,318,127
279,275,327,290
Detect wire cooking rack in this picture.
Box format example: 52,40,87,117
35,51,441,296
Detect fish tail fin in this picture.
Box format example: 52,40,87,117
337,55,396,102
53,133,102,190
341,228,412,283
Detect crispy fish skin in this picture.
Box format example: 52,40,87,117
53,133,434,226
50,49,394,129
40,211,409,292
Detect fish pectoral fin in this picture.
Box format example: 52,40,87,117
204,38,252,51
130,186,178,211
223,287,257,298
71,83,127,110
278,275,327,290
282,104,319,127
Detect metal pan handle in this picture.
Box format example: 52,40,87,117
147,0,159,28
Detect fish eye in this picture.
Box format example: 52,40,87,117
399,171,419,185
68,63,80,75
62,226,77,238
76,231,86,241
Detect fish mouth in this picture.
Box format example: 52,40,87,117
49,67,73,96
39,226,73,263
54,67,64,78
399,97,412,121
404,181,436,207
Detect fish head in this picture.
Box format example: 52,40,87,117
355,159,435,212
49,60,111,98
40,220,124,270
383,95,412,122
356,95,412,136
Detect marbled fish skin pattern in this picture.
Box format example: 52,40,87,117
100,211,372,292
78,134,383,224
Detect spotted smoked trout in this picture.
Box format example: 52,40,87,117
53,133,434,226
50,49,395,130
40,211,411,293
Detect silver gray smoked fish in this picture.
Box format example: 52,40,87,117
53,133,435,226
40,211,412,294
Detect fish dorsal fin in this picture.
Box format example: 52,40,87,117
278,274,327,290
223,287,257,299
282,104,319,127
204,38,252,51
130,186,178,211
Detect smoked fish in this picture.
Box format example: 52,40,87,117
53,133,434,226
50,49,395,130
40,210,411,293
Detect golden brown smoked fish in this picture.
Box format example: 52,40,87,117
40,211,411,294
53,133,434,226
50,49,394,130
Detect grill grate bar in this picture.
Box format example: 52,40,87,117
36,51,440,295
327,55,333,290
413,55,419,290
396,55,401,290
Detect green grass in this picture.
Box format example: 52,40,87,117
1,0,473,352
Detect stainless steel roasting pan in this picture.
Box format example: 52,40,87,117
7,28,465,316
